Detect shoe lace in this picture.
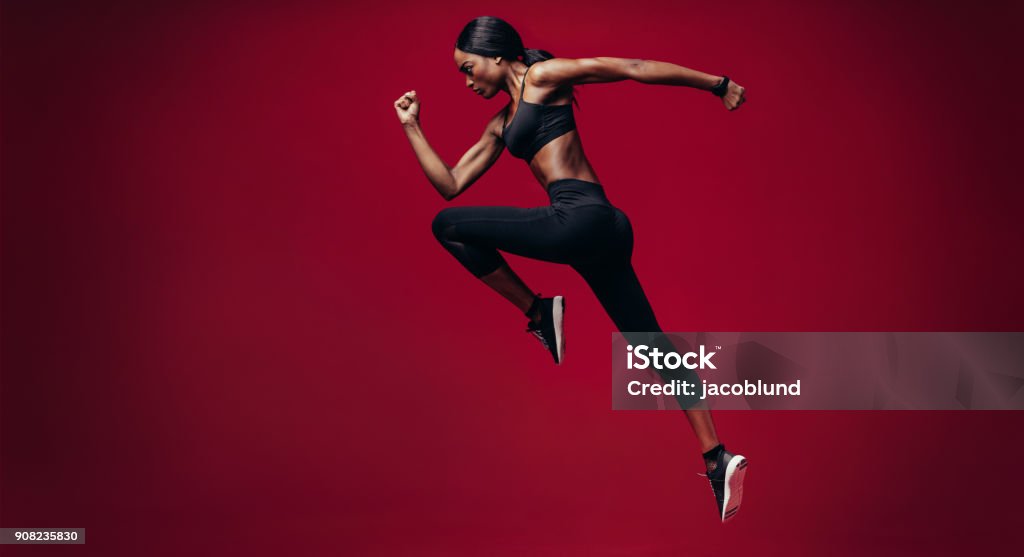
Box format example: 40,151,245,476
526,326,550,348
696,472,725,498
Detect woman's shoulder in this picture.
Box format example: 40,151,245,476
527,63,576,105
525,57,583,85
524,59,555,88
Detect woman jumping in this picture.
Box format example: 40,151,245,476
394,16,749,522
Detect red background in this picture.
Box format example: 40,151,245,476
3,0,1023,555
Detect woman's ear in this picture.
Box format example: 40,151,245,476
494,56,503,64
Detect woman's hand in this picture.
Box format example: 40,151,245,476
394,90,421,126
722,80,746,111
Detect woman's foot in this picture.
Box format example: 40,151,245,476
700,447,749,522
525,294,565,364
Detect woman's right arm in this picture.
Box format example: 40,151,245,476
395,90,505,201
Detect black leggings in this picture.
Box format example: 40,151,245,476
431,178,663,332
431,178,702,408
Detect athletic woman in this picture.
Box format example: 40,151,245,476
394,16,749,522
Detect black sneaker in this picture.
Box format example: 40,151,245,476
700,449,748,522
525,295,565,364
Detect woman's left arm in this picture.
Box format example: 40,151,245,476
533,57,746,110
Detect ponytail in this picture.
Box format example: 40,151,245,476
457,17,581,109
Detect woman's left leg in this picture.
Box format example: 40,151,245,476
569,206,721,451
572,255,721,450
575,250,747,521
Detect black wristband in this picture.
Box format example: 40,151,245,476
710,76,730,97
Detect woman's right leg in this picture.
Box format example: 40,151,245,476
479,263,542,322
431,204,583,319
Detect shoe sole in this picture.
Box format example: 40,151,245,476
553,296,565,364
722,456,748,522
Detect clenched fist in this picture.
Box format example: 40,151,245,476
722,80,746,111
394,90,420,126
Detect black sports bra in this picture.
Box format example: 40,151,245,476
502,65,577,163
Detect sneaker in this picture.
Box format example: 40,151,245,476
699,449,748,522
525,295,565,364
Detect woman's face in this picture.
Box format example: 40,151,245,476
454,48,502,99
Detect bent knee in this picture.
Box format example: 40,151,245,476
431,208,457,242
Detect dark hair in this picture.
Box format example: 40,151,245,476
456,16,579,108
